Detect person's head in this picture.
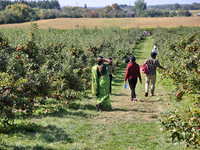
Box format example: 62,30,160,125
151,52,157,59
107,57,112,60
129,55,136,63
97,56,104,65
154,46,157,49
107,57,112,64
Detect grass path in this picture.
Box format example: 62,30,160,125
79,36,185,149
96,37,170,123
1,37,187,150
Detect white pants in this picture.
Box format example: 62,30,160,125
145,74,156,96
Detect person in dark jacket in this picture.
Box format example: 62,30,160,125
124,55,142,102
106,57,115,95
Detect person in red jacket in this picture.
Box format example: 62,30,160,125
124,55,142,102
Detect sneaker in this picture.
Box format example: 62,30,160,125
130,98,133,101
133,98,137,102
145,92,148,97
109,94,112,96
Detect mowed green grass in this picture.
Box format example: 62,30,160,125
0,17,200,29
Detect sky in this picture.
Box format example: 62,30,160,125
60,0,199,7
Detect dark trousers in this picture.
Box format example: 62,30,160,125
109,74,113,94
128,77,137,98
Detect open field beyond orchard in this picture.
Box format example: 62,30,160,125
189,9,200,17
0,17,200,29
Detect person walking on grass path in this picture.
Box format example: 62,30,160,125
124,55,142,102
144,52,165,97
92,56,112,111
106,57,115,96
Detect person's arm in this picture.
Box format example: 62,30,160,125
144,59,149,64
97,58,112,65
138,65,142,83
157,60,165,70
159,65,165,70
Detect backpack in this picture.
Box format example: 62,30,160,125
141,63,148,74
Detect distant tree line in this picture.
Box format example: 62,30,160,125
148,2,200,10
141,8,192,17
0,0,197,24
0,0,60,11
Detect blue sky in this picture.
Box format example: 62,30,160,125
61,0,199,7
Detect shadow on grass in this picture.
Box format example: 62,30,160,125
80,103,96,110
112,83,120,86
111,108,139,112
18,102,97,120
108,107,155,114
111,93,129,96
1,144,54,150
140,99,163,103
0,122,73,149
83,94,94,100
48,107,96,118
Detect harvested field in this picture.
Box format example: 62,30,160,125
189,9,200,17
0,17,200,29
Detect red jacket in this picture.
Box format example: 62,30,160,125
124,62,142,81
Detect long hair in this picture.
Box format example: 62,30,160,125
130,55,135,63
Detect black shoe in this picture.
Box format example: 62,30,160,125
96,104,99,111
145,92,148,97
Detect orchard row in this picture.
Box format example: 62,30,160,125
0,23,143,125
152,26,200,101
153,26,200,148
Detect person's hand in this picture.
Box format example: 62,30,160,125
112,73,114,77
140,80,142,84
124,81,126,85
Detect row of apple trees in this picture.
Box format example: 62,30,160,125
152,26,200,149
0,24,143,126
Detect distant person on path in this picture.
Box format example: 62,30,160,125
124,57,130,63
144,52,165,97
106,57,115,96
124,55,142,102
92,56,112,111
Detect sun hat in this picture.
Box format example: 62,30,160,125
152,46,158,55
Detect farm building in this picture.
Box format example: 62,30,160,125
127,11,135,17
